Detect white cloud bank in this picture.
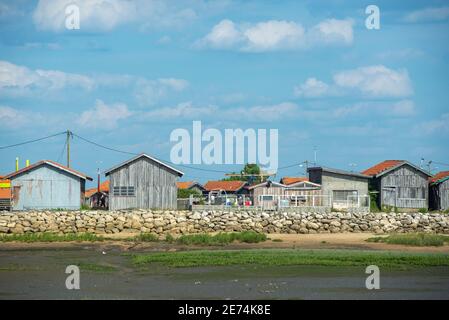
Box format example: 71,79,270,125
32,0,201,32
0,60,189,105
404,6,449,23
0,60,94,95
294,65,413,98
77,99,132,129
195,18,353,52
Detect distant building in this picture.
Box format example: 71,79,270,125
279,177,308,185
176,181,205,194
105,153,183,210
249,180,322,209
307,166,370,209
429,171,449,211
204,180,248,195
4,160,92,210
362,160,432,210
85,180,109,209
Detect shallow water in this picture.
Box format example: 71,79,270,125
0,248,448,299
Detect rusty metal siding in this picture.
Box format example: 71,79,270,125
109,157,178,210
10,164,83,210
379,164,429,209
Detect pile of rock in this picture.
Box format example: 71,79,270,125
0,210,448,235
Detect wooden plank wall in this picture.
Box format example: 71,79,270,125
109,157,178,210
380,165,429,209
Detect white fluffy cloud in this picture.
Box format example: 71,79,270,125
418,113,449,135
0,60,94,95
196,18,354,52
32,0,204,32
294,78,330,98
77,99,131,129
404,6,449,23
295,65,413,98
333,65,413,97
134,78,189,106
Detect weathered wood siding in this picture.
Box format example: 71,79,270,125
379,164,428,209
430,179,449,211
438,179,449,211
10,165,83,210
108,157,178,210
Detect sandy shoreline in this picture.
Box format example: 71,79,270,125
1,232,449,253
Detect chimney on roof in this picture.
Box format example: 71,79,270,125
15,157,19,171
26,160,30,167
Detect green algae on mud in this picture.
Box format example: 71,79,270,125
131,249,449,268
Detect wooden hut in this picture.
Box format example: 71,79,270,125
429,171,449,211
104,153,183,210
4,160,92,210
362,160,432,210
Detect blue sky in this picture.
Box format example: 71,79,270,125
0,0,448,187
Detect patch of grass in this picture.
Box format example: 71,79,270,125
367,233,449,247
132,249,449,268
77,262,116,273
418,208,428,214
0,232,104,243
165,234,175,243
131,233,159,242
272,238,283,242
176,231,267,246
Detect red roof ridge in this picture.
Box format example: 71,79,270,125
361,160,405,176
430,171,449,184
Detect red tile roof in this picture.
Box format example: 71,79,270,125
204,180,246,192
4,160,92,181
362,160,404,176
177,181,194,189
85,180,110,198
280,177,308,185
430,171,449,184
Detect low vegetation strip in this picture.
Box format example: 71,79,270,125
0,232,104,242
131,249,449,268
367,233,449,247
129,231,267,245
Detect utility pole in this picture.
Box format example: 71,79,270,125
313,146,317,166
66,130,72,168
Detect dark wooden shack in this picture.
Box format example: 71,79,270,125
429,171,449,211
104,153,183,210
362,160,432,210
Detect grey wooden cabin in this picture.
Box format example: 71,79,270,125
4,160,92,210
362,160,431,210
429,172,449,211
104,153,183,210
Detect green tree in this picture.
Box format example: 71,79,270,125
177,188,202,199
222,163,262,184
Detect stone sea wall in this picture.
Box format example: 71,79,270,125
1,210,448,235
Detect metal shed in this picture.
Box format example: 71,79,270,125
4,160,92,210
362,160,432,210
104,153,184,210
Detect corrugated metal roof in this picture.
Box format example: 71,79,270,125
4,160,93,181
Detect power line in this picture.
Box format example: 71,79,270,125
71,132,229,173
56,138,67,164
0,131,66,150
432,161,449,167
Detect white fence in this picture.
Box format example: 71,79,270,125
258,194,370,210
